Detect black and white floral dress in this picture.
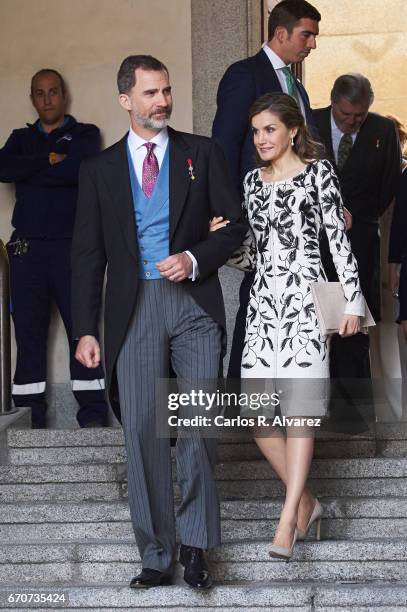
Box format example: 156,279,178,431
229,160,365,414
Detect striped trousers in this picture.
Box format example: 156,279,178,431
117,279,222,574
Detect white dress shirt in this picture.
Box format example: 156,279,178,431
330,111,358,164
127,126,198,280
127,126,169,182
262,44,306,119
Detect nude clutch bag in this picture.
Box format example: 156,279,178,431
310,282,375,335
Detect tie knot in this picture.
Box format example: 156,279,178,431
144,141,155,155
341,133,353,145
281,66,293,80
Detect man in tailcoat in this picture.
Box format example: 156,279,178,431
71,55,246,590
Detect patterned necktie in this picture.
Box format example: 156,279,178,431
281,66,301,108
337,133,353,170
142,142,159,198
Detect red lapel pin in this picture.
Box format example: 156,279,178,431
186,158,195,180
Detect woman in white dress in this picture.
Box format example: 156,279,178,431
212,92,365,560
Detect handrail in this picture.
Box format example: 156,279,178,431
0,240,13,414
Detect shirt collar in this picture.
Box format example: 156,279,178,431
37,115,69,135
330,110,342,136
128,126,169,151
262,43,290,71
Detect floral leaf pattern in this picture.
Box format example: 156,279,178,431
228,160,365,378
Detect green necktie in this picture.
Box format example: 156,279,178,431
337,133,353,170
281,66,301,108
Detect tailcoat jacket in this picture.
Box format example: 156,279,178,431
71,127,247,419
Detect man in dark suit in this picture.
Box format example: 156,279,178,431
0,68,108,429
212,0,321,377
71,55,246,590
314,73,401,426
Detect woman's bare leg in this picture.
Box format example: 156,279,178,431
271,426,315,548
254,425,316,538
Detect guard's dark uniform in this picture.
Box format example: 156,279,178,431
0,115,108,427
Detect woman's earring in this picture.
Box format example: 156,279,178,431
291,135,295,147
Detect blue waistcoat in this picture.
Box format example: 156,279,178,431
127,144,170,280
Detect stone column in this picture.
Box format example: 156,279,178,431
191,0,263,136
191,0,262,369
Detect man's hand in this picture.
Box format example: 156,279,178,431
209,216,230,232
49,152,67,165
339,314,361,337
343,207,353,230
156,252,192,282
75,335,101,368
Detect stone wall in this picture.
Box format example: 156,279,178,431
305,0,407,118
0,0,193,406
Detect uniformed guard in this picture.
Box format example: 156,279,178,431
0,68,108,428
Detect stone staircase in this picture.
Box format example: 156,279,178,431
0,425,406,610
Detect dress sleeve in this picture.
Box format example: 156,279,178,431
317,160,365,316
227,173,256,271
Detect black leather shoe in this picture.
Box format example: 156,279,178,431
179,545,213,590
130,568,172,589
81,419,108,428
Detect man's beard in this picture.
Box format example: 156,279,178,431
133,107,172,129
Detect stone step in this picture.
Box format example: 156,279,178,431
8,422,406,447
0,499,406,543
5,429,380,460
7,429,126,447
2,476,405,504
2,539,406,564
6,428,407,462
1,609,401,612
0,482,123,503
217,477,407,500
2,518,406,543
6,446,128,465
0,582,406,610
214,458,407,480
1,460,406,504
6,441,389,465
0,498,406,525
376,439,407,457
1,457,406,481
0,464,123,484
0,543,407,585
0,540,406,586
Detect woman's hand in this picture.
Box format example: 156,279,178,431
339,314,361,337
388,263,400,297
343,207,353,230
209,216,230,232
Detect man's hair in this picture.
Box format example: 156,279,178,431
117,55,169,94
268,0,321,39
30,69,66,95
331,73,374,106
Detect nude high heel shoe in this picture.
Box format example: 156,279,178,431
269,527,298,562
297,499,323,541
